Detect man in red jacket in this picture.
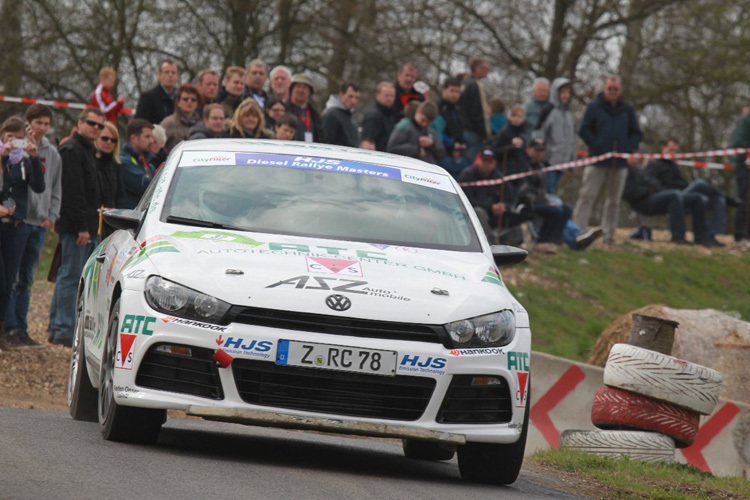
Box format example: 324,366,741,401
89,67,125,123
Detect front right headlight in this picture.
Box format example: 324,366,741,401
445,310,516,347
144,275,230,324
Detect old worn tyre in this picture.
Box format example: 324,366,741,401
99,299,164,444
68,292,98,422
603,343,722,415
591,387,699,448
560,430,675,464
458,378,529,485
402,439,455,461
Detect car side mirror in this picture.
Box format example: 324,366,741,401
102,209,143,231
491,245,528,268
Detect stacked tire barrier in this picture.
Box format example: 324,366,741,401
561,315,723,465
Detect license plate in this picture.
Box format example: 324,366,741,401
276,340,397,376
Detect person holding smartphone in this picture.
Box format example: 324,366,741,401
0,117,45,350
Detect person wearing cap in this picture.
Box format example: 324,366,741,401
458,149,528,245
519,138,602,250
286,73,323,142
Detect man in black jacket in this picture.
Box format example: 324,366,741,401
394,62,425,119
459,56,491,161
623,163,709,245
135,60,179,125
360,82,397,152
646,139,732,246
322,82,360,147
48,108,105,346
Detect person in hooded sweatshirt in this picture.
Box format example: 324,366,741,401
387,101,445,165
535,78,577,194
322,82,360,147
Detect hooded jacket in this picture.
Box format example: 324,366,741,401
386,117,445,165
537,78,577,167
56,133,100,234
25,136,62,226
579,92,643,168
361,102,399,152
322,95,359,147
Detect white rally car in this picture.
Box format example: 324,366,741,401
68,140,531,485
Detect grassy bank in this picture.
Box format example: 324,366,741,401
503,239,750,361
531,449,750,499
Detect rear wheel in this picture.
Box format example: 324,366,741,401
458,378,530,485
402,439,455,461
98,298,165,444
67,292,98,422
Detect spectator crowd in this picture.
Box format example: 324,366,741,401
0,56,749,350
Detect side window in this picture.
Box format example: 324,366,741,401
135,167,166,213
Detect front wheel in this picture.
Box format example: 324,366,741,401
458,377,530,485
68,291,98,422
98,298,165,444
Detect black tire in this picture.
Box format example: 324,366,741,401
98,298,165,444
402,439,456,461
458,377,530,485
67,292,98,422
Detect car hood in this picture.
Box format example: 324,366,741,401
138,227,523,325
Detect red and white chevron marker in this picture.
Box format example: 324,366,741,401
680,402,741,473
0,95,133,115
530,364,587,448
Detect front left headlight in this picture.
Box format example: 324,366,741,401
144,275,230,324
445,310,515,347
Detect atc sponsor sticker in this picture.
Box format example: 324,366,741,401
305,256,363,277
116,333,137,370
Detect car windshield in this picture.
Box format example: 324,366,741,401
162,152,480,251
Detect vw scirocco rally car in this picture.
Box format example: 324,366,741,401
68,140,531,485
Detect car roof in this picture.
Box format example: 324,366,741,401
175,139,448,175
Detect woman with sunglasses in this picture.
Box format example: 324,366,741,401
160,83,200,154
224,98,274,139
95,122,124,239
0,117,45,349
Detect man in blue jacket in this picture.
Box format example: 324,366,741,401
573,75,643,244
120,119,156,209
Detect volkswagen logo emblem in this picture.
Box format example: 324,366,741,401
326,294,351,311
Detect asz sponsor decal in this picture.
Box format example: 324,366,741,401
398,355,446,376
121,314,156,336
216,335,272,359
162,316,228,332
305,257,363,277
116,333,137,370
266,276,409,301
449,347,505,356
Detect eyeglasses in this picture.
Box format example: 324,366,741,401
181,96,198,102
85,119,105,130
100,136,117,143
606,86,621,91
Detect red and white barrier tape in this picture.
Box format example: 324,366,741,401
460,149,748,187
0,95,133,115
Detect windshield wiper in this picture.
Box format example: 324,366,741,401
165,215,245,231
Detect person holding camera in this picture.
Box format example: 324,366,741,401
0,117,45,351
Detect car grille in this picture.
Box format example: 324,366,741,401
225,305,448,346
437,375,512,423
136,344,223,400
232,359,436,421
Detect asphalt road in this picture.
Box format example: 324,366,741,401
0,408,591,500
